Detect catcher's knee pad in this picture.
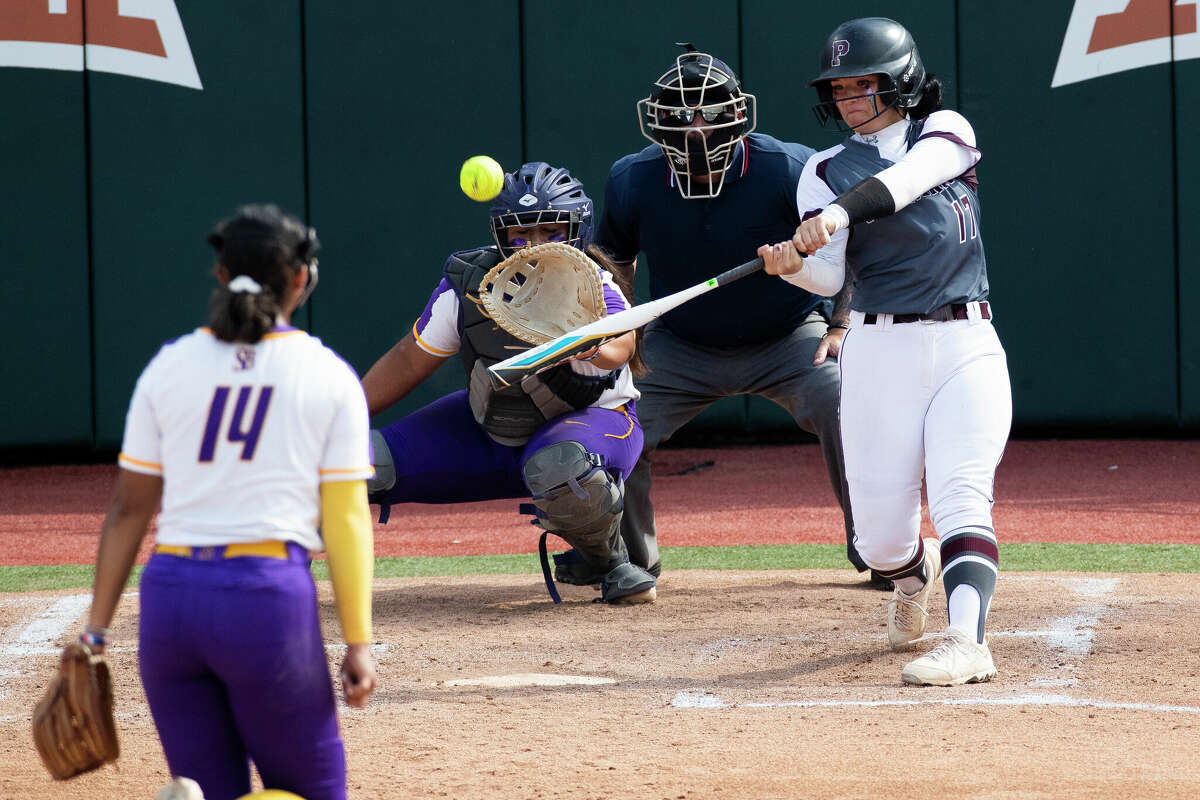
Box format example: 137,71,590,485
366,429,396,495
523,441,622,546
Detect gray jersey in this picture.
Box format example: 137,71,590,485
798,112,989,314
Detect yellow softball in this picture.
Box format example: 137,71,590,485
459,155,505,202
233,791,307,800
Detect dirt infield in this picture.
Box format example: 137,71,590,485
3,570,1198,799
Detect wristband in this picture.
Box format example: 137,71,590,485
828,322,849,330
80,625,110,648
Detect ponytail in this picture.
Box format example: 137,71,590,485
208,276,279,343
909,74,944,120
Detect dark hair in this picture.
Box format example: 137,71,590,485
908,74,943,120
588,244,646,377
206,204,319,343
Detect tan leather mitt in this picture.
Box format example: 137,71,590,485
478,242,607,344
32,642,120,780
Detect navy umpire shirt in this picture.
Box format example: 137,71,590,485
596,133,825,347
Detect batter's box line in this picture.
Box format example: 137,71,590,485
670,689,1200,714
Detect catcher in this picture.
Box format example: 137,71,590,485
361,161,656,604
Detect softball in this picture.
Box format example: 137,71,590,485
459,155,504,202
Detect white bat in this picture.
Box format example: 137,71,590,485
487,255,766,389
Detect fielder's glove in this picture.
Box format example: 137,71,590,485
31,642,120,780
478,242,607,345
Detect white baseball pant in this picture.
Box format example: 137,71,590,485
838,303,1012,570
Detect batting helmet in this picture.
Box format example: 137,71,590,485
809,17,927,130
489,162,593,258
637,46,756,199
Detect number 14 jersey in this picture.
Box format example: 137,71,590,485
118,325,373,551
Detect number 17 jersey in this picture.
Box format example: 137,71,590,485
118,325,373,551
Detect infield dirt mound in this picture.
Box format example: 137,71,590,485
2,569,1198,799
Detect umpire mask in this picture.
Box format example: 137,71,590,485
637,49,756,199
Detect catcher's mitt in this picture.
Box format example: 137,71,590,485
478,242,607,344
32,642,119,780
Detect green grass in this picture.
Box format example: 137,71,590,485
1,543,1196,594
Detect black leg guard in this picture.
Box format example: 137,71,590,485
524,441,656,604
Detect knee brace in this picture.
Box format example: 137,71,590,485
522,441,624,567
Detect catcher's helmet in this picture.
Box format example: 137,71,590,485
809,17,927,130
489,162,593,258
637,47,756,199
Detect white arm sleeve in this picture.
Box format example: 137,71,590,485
780,240,846,296
874,111,981,212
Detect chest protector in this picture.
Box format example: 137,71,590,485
445,248,616,446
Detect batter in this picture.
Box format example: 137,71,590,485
760,17,1012,686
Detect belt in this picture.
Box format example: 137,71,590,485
154,541,307,562
863,301,990,325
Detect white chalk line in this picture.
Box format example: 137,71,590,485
0,594,91,700
670,689,1200,714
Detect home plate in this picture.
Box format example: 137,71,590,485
442,673,616,688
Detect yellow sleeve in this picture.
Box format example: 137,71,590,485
319,479,374,644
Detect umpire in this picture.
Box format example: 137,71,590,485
584,47,885,589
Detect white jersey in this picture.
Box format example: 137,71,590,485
118,326,373,551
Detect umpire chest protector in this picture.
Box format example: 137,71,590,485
444,248,615,446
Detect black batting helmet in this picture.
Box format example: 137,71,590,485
809,17,927,129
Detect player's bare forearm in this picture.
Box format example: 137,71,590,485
831,283,853,328
89,470,162,635
361,333,446,417
580,330,635,370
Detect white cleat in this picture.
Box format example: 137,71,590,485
886,537,942,650
901,629,997,686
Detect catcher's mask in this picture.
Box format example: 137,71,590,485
637,47,756,199
207,204,321,308
810,17,927,132
490,162,593,258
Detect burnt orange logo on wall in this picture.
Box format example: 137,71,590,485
1054,0,1198,87
0,0,201,89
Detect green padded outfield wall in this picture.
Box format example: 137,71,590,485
1178,13,1200,427
2,1,1197,455
303,0,522,432
0,6,91,449
88,1,307,449
962,1,1178,429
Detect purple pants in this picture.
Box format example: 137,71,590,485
377,390,643,504
138,545,346,800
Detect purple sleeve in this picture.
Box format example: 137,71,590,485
603,283,629,316
415,278,452,335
